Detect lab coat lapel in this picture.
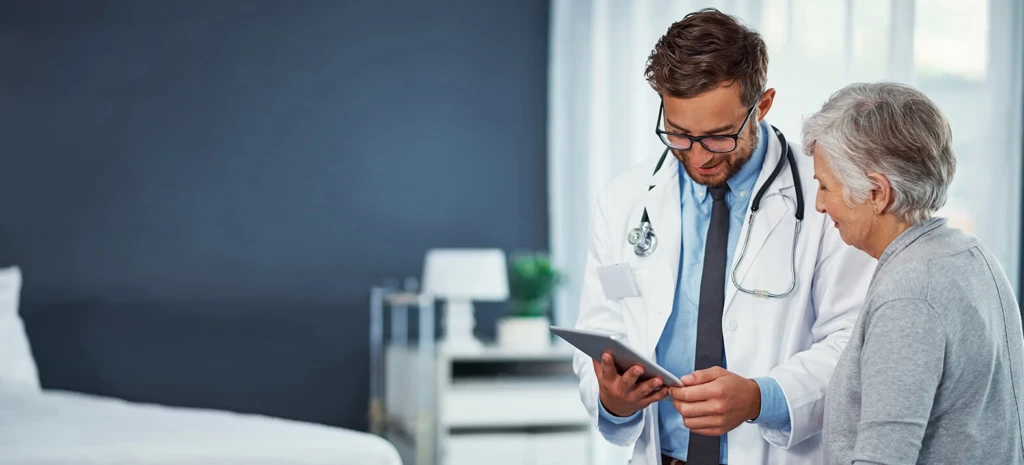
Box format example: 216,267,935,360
635,156,681,357
725,129,794,311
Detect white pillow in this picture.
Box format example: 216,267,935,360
0,267,40,390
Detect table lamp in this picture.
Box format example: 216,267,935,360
422,248,509,352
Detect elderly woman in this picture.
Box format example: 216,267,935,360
803,81,1024,464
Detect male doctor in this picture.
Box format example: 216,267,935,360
572,9,875,465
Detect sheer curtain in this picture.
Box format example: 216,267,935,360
548,1,1023,462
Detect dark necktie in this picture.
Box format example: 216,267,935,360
688,184,729,465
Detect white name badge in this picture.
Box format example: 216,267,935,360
596,263,641,300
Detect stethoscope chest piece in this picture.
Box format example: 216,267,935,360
628,221,657,256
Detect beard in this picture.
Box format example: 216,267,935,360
674,122,759,188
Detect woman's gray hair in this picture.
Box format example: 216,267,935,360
801,82,957,224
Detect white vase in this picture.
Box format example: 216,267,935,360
496,316,552,351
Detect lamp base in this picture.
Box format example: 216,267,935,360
441,299,484,353
497,316,552,351
440,338,485,353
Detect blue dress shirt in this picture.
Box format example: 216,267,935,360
598,121,791,462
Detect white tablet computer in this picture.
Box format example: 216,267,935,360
550,326,683,387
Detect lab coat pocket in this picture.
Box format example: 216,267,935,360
626,267,675,357
620,268,652,301
619,268,653,349
597,263,642,300
639,268,677,315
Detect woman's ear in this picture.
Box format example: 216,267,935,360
866,172,892,215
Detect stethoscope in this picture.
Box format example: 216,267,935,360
627,125,805,298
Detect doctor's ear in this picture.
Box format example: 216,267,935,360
866,172,892,216
756,88,776,122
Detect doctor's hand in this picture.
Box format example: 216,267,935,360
593,352,671,418
669,366,761,437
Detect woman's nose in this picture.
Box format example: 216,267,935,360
815,190,826,214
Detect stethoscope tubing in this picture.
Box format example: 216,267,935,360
629,126,804,298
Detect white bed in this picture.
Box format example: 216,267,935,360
0,382,402,465
0,267,402,465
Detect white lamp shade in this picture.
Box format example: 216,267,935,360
422,248,509,301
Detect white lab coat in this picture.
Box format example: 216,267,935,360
572,128,875,465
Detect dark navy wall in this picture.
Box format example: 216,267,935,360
0,0,549,430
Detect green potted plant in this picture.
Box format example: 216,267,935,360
497,252,564,350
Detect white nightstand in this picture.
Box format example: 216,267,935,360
369,285,593,465
384,343,592,465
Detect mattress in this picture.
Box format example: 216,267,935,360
0,382,402,465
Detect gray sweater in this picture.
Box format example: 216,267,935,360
824,217,1024,464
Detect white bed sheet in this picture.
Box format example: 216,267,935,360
0,383,401,465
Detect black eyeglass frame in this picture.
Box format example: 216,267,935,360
655,102,758,153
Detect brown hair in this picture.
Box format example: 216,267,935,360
645,8,768,107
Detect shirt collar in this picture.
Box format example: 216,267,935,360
680,120,770,204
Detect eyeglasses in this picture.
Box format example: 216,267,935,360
655,103,757,153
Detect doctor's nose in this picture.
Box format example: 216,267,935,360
688,145,716,166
